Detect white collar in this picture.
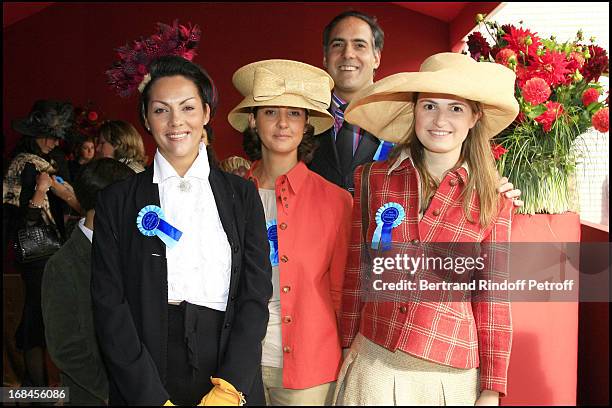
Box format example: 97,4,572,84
153,142,210,184
78,217,93,243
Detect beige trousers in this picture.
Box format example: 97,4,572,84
262,365,336,406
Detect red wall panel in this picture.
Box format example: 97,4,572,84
3,2,449,163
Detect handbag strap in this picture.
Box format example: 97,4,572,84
360,162,373,244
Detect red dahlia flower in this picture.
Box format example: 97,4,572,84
580,45,610,82
528,51,572,86
567,51,586,71
592,108,609,133
535,101,564,132
491,144,508,160
495,48,518,68
503,26,541,58
582,88,600,107
522,77,551,105
467,32,491,60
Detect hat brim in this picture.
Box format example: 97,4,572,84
228,94,334,135
11,119,41,138
344,64,519,143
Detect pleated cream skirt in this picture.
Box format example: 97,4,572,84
333,333,479,406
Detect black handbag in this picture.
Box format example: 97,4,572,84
14,218,63,264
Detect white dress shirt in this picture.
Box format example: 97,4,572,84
78,217,93,243
152,143,232,311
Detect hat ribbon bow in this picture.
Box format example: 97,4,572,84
252,67,330,108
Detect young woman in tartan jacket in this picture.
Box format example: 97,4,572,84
334,52,520,406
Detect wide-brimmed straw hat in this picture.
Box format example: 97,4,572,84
228,59,335,135
12,100,75,140
344,52,519,143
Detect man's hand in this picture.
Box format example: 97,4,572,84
498,177,523,207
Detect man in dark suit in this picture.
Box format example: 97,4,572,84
42,158,135,405
309,11,388,194
310,11,524,203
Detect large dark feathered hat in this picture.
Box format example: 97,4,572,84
12,100,75,140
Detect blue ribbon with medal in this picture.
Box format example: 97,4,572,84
266,220,279,266
136,205,183,249
372,202,405,251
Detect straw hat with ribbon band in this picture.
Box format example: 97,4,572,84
228,59,335,135
344,52,520,144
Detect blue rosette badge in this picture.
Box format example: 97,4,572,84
136,205,183,249
372,202,405,251
266,220,279,267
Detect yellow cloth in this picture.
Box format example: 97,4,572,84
199,377,245,406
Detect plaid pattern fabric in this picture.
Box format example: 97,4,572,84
340,152,514,396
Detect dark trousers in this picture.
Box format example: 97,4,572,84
166,302,224,405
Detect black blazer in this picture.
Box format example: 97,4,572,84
308,122,380,194
91,165,272,405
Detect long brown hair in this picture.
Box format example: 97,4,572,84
391,95,500,227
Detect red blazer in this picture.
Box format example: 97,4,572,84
340,154,514,396
247,161,353,389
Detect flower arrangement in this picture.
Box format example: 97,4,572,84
73,101,103,144
467,14,609,214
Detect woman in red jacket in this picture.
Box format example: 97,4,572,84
228,59,353,405
335,52,519,405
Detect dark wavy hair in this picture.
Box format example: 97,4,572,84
323,10,385,54
74,158,135,211
242,108,319,163
139,55,219,164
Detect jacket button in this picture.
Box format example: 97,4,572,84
224,322,231,328
449,179,458,187
282,286,291,293
231,295,236,301
233,267,239,274
280,223,287,230
399,306,407,313
432,209,441,216
284,204,289,209
281,255,289,263
232,245,239,253
283,346,292,353
283,316,292,323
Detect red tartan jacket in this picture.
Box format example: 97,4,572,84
340,151,514,396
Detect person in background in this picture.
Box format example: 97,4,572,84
42,158,135,406
219,156,251,178
96,119,148,173
309,10,523,204
68,137,96,181
3,100,81,387
94,24,272,405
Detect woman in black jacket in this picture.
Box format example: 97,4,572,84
93,51,272,406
